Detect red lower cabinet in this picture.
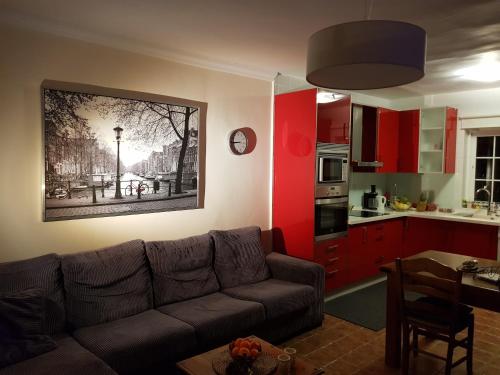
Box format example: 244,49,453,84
404,218,498,260
348,219,404,284
403,217,450,257
448,222,498,259
315,237,349,292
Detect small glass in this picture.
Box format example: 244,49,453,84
283,347,296,368
276,353,291,375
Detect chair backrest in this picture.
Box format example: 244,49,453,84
395,257,463,329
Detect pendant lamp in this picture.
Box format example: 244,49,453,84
306,20,426,90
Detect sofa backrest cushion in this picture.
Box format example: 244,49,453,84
0,254,65,334
61,240,153,329
209,226,270,289
146,234,219,306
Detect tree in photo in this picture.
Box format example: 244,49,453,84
110,99,198,194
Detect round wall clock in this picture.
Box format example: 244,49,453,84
228,127,257,155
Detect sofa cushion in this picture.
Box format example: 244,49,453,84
146,234,219,306
0,335,116,375
157,292,266,348
223,279,316,319
209,226,270,288
0,254,65,334
0,289,57,369
61,240,153,329
73,309,196,375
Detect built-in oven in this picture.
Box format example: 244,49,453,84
316,143,349,185
314,196,349,241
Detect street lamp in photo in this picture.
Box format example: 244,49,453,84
113,126,123,199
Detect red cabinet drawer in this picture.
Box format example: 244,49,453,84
314,236,348,260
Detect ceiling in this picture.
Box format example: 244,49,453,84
1,0,500,99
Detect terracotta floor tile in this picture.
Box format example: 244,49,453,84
280,307,500,375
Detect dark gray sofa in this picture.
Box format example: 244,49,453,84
0,226,324,375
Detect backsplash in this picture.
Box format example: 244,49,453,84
349,172,422,207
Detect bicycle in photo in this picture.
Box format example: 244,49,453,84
123,180,150,196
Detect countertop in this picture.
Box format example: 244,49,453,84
348,208,500,227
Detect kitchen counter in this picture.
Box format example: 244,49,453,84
349,208,500,226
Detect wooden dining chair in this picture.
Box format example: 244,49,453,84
395,257,474,375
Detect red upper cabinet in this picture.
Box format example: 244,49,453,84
273,89,317,260
317,97,351,144
376,108,399,173
398,110,420,173
444,107,458,173
351,105,399,173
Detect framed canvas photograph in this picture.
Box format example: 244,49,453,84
42,80,206,221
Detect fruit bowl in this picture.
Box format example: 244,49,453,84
391,202,411,211
229,338,262,364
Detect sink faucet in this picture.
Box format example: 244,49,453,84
475,185,493,215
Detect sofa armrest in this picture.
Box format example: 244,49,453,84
265,252,325,298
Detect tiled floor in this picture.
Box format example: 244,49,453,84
280,308,500,375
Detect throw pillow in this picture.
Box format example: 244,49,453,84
0,289,57,369
210,226,270,289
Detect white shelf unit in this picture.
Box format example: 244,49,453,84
418,108,446,173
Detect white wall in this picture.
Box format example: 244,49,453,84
0,25,272,262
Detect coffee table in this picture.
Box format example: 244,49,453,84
176,336,324,375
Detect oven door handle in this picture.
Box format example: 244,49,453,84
315,197,349,205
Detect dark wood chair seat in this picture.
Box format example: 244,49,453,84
396,258,474,375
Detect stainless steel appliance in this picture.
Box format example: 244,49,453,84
316,143,349,185
314,197,349,241
315,143,349,241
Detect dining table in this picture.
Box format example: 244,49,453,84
380,250,500,368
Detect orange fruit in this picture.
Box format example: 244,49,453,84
239,340,251,349
238,347,251,357
231,347,239,359
250,348,259,358
234,338,243,347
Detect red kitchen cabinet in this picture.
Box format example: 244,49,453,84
315,237,349,292
351,105,399,173
403,217,497,260
273,89,317,259
403,217,450,258
398,109,420,173
348,219,404,284
317,97,351,144
444,107,458,173
376,108,400,173
448,222,497,260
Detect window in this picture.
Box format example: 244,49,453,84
474,136,500,203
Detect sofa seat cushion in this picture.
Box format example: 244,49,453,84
0,335,116,375
72,309,196,375
146,234,219,306
223,279,316,319
0,254,65,334
157,292,265,348
62,240,153,329
209,226,270,289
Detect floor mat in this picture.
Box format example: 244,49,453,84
324,281,386,331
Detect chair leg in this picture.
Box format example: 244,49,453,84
445,339,454,375
467,316,474,375
402,323,411,375
412,327,419,357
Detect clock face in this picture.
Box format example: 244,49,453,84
229,127,256,155
230,130,248,154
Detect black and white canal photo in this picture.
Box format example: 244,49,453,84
43,82,206,221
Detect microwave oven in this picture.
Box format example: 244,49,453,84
316,144,349,184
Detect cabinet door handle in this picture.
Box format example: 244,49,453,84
325,245,339,253
326,257,339,264
326,269,339,277
375,225,384,231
